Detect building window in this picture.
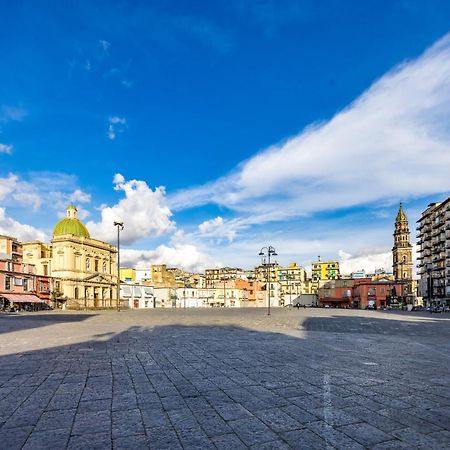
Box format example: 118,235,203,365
43,264,48,276
23,279,28,291
86,258,91,271
5,276,11,290
94,259,99,272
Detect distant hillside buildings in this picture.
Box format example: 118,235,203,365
2,197,450,311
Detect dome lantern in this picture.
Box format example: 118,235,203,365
53,205,90,238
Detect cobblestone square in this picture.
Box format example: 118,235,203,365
0,308,449,449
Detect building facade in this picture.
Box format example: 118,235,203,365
23,205,118,309
0,257,50,309
0,234,23,261
416,198,450,306
204,267,243,288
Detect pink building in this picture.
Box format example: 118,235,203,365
0,259,47,309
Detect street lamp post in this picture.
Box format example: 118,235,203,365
114,221,124,312
259,246,278,316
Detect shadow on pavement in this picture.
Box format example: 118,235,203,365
0,312,97,335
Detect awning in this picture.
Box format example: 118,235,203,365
0,293,44,303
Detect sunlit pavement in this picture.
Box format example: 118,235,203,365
0,308,449,449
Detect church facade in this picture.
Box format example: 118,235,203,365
23,205,118,309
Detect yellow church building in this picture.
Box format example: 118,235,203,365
23,205,118,309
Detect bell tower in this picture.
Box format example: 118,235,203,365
392,203,413,282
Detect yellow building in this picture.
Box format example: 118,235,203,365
278,262,307,301
151,264,178,288
120,268,136,283
311,258,340,293
23,205,118,309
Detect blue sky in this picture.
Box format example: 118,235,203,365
1,0,450,272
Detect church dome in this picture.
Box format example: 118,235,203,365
53,205,90,238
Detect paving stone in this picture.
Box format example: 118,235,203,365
281,404,318,424
146,425,182,449
391,427,446,448
112,408,144,438
78,399,111,413
254,407,303,432
342,405,405,432
0,425,33,450
72,410,111,435
306,420,365,449
67,432,112,450
371,439,417,449
22,428,70,450
228,416,278,446
113,433,149,449
35,408,76,431
176,427,216,449
141,406,171,429
212,433,247,449
281,428,327,449
214,402,253,420
338,422,392,447
250,439,292,449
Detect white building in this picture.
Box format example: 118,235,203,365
120,284,154,309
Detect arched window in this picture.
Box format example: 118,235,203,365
402,256,406,263
86,258,91,271
74,287,79,299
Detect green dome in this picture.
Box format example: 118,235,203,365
53,205,90,238
53,218,90,238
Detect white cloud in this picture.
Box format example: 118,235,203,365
68,189,91,204
107,116,127,140
86,174,175,245
198,216,237,242
338,250,392,276
170,34,450,221
0,174,17,200
0,172,91,212
121,244,219,272
0,143,12,154
0,207,47,242
0,174,41,209
99,39,111,52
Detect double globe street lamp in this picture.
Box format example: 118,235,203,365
259,246,278,316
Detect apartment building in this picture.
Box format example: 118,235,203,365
416,197,450,306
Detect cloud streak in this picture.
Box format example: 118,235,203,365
170,34,450,222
